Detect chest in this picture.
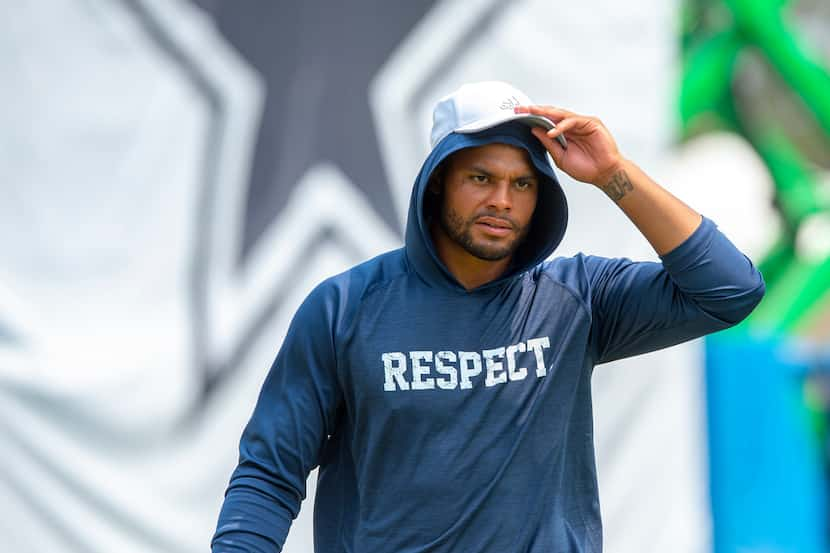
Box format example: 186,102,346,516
339,277,592,423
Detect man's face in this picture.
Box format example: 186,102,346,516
433,143,539,262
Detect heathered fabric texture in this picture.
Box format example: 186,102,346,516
212,123,765,552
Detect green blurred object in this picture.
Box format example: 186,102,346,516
680,0,830,336
685,7,830,551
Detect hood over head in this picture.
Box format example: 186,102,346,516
405,121,568,291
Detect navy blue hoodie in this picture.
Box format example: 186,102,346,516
212,123,765,552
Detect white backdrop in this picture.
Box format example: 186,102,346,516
0,0,742,551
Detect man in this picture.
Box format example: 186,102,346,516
212,81,765,552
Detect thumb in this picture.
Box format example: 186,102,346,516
532,127,566,166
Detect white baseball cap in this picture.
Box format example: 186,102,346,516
429,81,567,150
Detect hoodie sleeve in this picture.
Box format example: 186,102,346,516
212,281,343,552
586,216,765,365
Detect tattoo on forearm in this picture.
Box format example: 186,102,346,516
601,170,634,202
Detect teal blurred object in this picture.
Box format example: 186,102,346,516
706,332,827,553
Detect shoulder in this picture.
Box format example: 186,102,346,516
533,253,633,311
320,247,408,299
535,252,602,289
526,254,592,315
538,252,641,284
301,248,408,327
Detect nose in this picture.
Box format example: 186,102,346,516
486,180,512,211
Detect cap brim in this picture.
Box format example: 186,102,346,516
455,113,568,149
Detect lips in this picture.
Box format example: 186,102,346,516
475,216,515,236
475,216,514,230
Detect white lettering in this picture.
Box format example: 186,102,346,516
483,347,507,387
506,342,527,381
458,351,482,390
383,352,409,391
435,351,458,390
380,337,551,392
410,351,435,390
526,337,551,377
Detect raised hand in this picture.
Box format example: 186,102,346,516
514,105,624,189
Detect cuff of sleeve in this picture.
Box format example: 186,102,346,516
212,485,293,552
658,215,715,271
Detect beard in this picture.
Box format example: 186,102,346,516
438,204,531,262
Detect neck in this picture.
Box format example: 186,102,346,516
430,223,512,291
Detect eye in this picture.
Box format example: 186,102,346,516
471,174,488,183
515,180,535,191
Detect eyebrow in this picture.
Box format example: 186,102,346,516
469,165,538,181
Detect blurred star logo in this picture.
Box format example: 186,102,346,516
128,0,460,401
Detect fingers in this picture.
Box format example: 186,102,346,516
514,104,575,122
545,117,581,139
516,105,596,136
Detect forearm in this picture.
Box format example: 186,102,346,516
212,482,292,553
596,158,702,256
